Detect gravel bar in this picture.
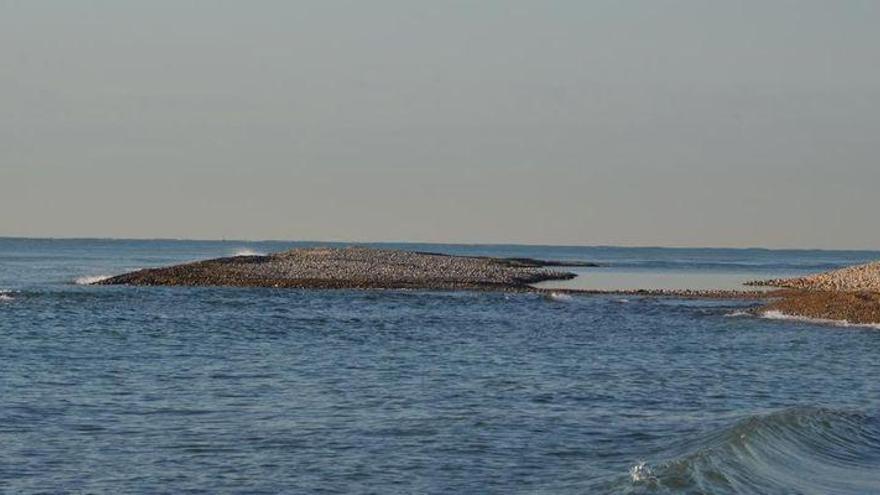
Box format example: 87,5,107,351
748,261,880,325
96,246,579,291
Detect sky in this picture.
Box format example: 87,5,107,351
2,1,878,249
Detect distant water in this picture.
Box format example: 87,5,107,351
2,238,880,494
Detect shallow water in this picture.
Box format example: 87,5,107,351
2,238,880,493
534,267,783,291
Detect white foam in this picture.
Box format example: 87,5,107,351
0,290,14,302
232,248,265,257
548,292,573,302
629,462,657,483
75,275,112,285
615,298,631,304
761,310,880,330
724,310,751,318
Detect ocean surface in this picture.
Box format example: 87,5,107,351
2,238,880,494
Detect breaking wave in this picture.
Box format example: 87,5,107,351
628,462,656,483
75,275,112,285
547,291,573,302
612,407,880,494
724,310,752,318
0,290,14,302
761,310,880,330
232,248,265,257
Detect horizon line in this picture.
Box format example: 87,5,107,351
1,235,878,254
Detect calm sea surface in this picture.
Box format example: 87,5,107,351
2,238,880,494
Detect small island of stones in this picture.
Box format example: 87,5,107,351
749,261,880,325
96,246,591,291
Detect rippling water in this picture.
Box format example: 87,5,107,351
2,238,880,493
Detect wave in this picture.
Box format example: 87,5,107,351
617,407,880,494
546,291,574,302
761,310,880,330
74,275,112,285
232,248,265,257
629,462,657,483
724,310,752,318
0,289,13,302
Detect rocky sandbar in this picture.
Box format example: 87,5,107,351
750,262,880,325
748,261,880,292
96,246,580,291
759,290,880,326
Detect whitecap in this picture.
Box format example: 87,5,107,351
629,461,656,483
547,291,573,302
724,310,751,318
761,310,880,330
0,290,14,302
232,248,265,257
75,275,112,285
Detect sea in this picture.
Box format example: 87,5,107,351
2,238,880,494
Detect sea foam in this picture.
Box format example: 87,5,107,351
547,292,573,302
0,290,14,302
75,275,112,285
232,248,265,257
761,310,880,330
724,310,752,318
629,462,656,483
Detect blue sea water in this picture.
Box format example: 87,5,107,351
2,238,880,494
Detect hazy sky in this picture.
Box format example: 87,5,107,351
2,1,878,248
